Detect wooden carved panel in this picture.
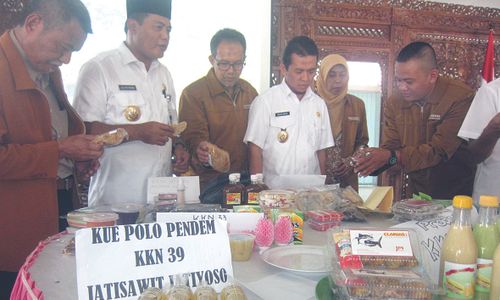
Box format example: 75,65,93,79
272,0,500,201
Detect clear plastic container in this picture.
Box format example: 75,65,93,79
308,219,341,231
392,199,444,221
328,227,437,299
306,209,343,222
258,190,296,218
138,287,167,300
220,282,247,300
229,233,255,261
81,213,118,227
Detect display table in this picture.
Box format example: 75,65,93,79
11,215,397,300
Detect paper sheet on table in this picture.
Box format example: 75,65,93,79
392,206,478,284
245,271,319,300
267,175,326,189
360,186,393,212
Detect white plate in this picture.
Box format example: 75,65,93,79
260,245,330,273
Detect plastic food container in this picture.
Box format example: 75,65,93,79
82,213,119,227
306,210,343,231
392,199,445,221
306,210,343,222
112,203,143,225
232,205,262,213
308,219,341,231
67,211,89,228
229,233,255,261
328,227,437,299
259,190,296,218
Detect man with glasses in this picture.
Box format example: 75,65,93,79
178,28,258,199
73,0,189,207
244,36,334,188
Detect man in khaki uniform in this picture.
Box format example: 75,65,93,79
178,28,258,198
355,41,475,199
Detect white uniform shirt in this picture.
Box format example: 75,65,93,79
244,80,334,187
73,43,176,206
458,78,500,203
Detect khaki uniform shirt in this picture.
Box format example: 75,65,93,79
382,77,476,199
325,94,369,190
0,32,84,271
178,69,258,189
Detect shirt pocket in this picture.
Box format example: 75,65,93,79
108,91,147,123
269,115,296,146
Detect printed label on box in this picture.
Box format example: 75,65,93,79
350,229,413,256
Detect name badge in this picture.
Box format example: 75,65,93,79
348,116,360,121
429,114,441,121
118,84,137,91
275,111,290,117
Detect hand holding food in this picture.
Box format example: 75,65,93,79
93,128,129,146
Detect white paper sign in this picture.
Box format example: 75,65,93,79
157,212,264,234
350,229,413,256
147,176,200,204
267,175,326,189
392,206,478,284
76,220,232,300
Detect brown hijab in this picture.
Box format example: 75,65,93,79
316,54,349,138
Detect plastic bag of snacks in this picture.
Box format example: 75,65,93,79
294,184,341,213
328,227,438,299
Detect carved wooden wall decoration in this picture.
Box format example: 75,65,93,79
271,0,500,200
0,0,27,35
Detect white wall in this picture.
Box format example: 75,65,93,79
61,0,271,102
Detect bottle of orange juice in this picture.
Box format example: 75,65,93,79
439,195,477,300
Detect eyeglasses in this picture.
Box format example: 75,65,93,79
214,58,246,71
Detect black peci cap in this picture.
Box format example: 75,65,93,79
127,0,172,19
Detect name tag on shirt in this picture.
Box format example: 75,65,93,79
275,111,290,117
429,114,441,121
348,116,360,121
118,84,137,91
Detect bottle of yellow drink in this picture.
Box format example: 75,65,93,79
490,243,500,300
473,195,499,300
440,195,477,300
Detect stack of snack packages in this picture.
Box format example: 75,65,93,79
258,190,302,245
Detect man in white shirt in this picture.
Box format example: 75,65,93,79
73,0,189,206
458,78,500,203
244,36,334,187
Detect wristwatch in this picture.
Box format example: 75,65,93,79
388,150,397,166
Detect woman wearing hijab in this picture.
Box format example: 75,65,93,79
316,54,369,191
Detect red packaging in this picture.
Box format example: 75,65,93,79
308,219,341,231
306,209,343,222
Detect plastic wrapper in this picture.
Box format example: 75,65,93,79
207,143,230,173
93,128,128,146
328,227,437,299
294,184,340,213
328,198,367,222
392,199,445,221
